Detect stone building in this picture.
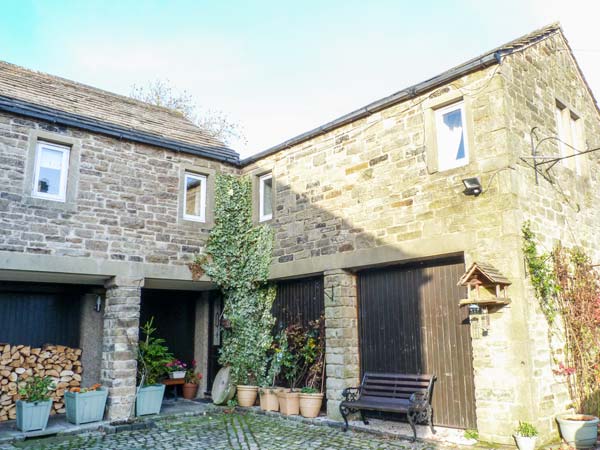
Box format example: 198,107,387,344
1,23,599,442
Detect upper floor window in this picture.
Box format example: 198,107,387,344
556,102,584,175
32,141,70,202
183,172,207,222
435,100,469,171
259,173,273,222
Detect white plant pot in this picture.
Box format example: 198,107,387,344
169,371,186,379
514,435,537,450
556,414,599,449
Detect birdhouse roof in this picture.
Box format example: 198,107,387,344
458,262,511,287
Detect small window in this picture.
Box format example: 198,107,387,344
32,141,70,202
259,173,273,222
183,172,207,222
435,101,469,171
556,102,584,175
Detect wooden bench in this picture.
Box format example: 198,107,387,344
162,378,185,401
340,372,436,442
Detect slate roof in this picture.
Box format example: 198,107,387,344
458,262,512,287
0,61,239,164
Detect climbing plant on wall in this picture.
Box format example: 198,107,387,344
190,174,276,385
522,222,600,415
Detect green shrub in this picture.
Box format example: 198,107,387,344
137,317,173,385
18,376,55,403
515,421,538,437
300,387,319,394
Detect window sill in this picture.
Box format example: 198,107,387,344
23,195,78,213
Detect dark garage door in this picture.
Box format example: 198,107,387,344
0,284,81,348
358,257,476,429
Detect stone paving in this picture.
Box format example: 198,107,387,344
0,412,450,450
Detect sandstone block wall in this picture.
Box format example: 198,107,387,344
0,114,236,267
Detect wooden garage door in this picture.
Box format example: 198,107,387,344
358,257,476,429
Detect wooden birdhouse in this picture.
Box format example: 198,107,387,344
457,262,511,307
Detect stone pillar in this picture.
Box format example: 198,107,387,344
194,292,210,398
323,269,360,420
102,276,143,421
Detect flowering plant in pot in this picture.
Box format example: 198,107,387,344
136,318,173,416
166,359,187,379
513,421,538,450
298,317,325,418
182,360,203,400
16,375,55,432
65,383,108,425
523,227,600,448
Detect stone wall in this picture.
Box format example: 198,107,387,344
0,114,236,268
502,32,600,437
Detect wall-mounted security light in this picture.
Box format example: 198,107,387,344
462,177,482,196
95,295,102,313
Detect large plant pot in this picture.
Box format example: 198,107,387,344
556,414,599,448
514,435,537,450
182,383,199,400
136,384,166,416
258,388,280,412
277,390,299,416
299,392,324,418
16,400,52,432
65,388,108,425
236,385,258,407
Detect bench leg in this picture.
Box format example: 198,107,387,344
340,404,350,432
427,405,435,434
360,411,369,425
407,411,417,442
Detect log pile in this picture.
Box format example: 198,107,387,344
0,343,83,421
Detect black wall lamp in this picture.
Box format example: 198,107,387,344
462,177,482,196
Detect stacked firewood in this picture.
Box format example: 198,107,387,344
0,343,83,421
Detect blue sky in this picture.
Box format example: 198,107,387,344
1,1,599,157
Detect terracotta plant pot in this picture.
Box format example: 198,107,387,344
258,388,280,411
236,385,258,407
299,392,324,418
277,390,299,416
182,383,199,400
556,414,599,449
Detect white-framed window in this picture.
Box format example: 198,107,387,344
435,100,469,171
556,102,584,175
259,173,273,222
183,172,207,222
32,141,71,202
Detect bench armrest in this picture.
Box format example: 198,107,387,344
341,386,360,402
408,390,429,409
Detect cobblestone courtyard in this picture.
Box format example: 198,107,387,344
0,413,444,450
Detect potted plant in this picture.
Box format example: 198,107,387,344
16,376,55,432
513,421,538,450
64,383,108,425
166,359,187,379
182,360,203,400
136,318,173,416
236,378,259,407
556,414,599,449
298,318,325,418
277,324,306,416
259,331,287,412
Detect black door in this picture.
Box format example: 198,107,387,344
358,257,477,429
0,283,81,348
140,289,197,364
207,290,223,394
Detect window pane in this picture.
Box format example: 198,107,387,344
37,148,64,195
442,108,465,161
262,176,272,217
185,175,203,217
